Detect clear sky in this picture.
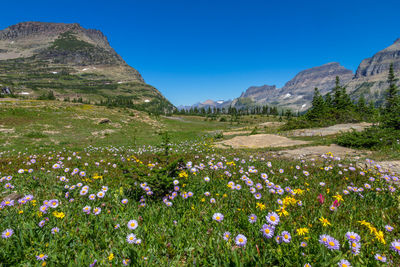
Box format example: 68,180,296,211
1,0,400,106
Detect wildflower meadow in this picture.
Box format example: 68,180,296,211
1,142,400,266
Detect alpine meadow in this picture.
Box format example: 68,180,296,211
1,2,400,267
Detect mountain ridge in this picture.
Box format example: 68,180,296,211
0,21,173,113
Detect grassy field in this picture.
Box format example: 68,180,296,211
1,100,400,266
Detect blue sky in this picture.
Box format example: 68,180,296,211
1,0,400,106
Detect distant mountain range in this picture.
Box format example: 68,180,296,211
0,21,174,112
177,99,232,111
183,38,400,112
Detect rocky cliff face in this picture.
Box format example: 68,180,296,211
0,22,174,112
346,38,400,103
235,63,353,111
354,38,400,78
239,85,278,102
0,21,143,82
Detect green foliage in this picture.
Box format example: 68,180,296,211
122,155,184,201
37,90,56,100
282,78,378,131
51,31,95,51
336,126,400,149
250,126,258,135
24,131,48,138
381,63,400,129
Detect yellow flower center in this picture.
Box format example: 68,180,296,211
131,223,135,227
284,235,288,239
396,245,400,250
39,254,44,258
350,235,355,239
216,216,220,220
5,232,10,236
265,229,270,234
270,216,276,221
329,241,334,246
238,238,243,242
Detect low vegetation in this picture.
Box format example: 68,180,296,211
336,64,400,150
1,137,400,266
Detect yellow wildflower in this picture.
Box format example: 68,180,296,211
52,211,65,219
108,253,114,261
333,194,344,202
276,206,289,217
319,216,331,227
293,188,304,195
179,171,188,178
375,230,386,244
296,228,309,236
256,202,266,210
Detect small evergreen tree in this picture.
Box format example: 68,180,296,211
332,76,342,108
382,63,400,129
306,88,326,121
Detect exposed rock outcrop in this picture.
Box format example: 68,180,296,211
346,38,400,104
235,62,353,111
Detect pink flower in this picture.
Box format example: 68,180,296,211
332,200,341,207
318,194,325,204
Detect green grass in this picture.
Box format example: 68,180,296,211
1,100,400,266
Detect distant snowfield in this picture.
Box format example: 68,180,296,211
283,93,291,99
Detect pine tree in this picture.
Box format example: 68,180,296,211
382,63,400,129
324,92,333,108
386,63,399,112
332,76,342,108
307,88,326,120
357,94,366,111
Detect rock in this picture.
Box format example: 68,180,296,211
1,192,24,202
346,38,400,103
98,118,111,124
233,62,353,111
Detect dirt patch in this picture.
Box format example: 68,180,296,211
91,129,116,138
223,131,251,136
277,144,370,160
288,123,372,137
216,134,310,149
42,130,60,135
374,161,400,174
0,127,15,133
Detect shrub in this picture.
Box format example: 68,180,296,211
336,126,400,149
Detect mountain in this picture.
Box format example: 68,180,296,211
235,63,353,111
234,39,400,111
0,22,173,112
346,38,400,104
177,99,232,111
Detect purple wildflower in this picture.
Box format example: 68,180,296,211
1,229,13,239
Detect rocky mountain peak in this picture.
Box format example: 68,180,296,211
0,21,110,52
355,38,400,78
283,62,353,89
